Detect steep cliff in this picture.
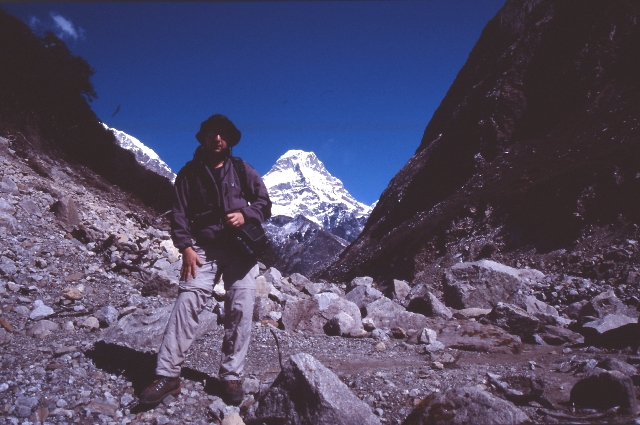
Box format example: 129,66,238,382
324,0,640,286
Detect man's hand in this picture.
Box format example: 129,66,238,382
225,211,245,228
180,247,203,281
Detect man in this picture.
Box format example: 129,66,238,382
139,114,271,406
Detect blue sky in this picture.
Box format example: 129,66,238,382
4,1,505,206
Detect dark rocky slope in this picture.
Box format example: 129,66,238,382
0,9,173,213
324,0,640,292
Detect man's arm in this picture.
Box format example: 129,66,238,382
171,171,203,281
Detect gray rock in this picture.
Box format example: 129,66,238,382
263,267,283,286
579,290,637,319
289,273,311,290
282,293,363,335
19,198,41,217
255,353,381,425
0,212,17,230
598,358,638,377
346,276,373,293
570,370,638,414
435,320,522,354
29,300,54,320
345,285,383,310
0,199,16,215
487,302,540,337
50,196,80,229
0,328,12,345
26,320,59,338
0,176,19,194
324,312,356,336
406,285,453,319
564,300,588,319
101,304,218,352
95,306,119,328
405,385,530,424
539,325,584,346
254,294,277,322
141,272,177,298
393,279,411,300
443,260,543,309
581,314,640,348
0,256,17,276
364,297,430,331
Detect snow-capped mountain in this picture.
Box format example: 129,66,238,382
102,123,176,182
263,150,374,242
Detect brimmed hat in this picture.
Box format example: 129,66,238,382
195,114,241,146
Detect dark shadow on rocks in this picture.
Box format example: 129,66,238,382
86,341,158,395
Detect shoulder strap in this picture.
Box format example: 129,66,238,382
230,156,253,202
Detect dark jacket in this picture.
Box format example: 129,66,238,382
171,146,272,252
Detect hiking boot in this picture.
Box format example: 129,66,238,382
222,379,244,405
139,376,181,405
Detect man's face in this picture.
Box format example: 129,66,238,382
204,131,229,154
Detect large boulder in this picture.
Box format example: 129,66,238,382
364,297,430,331
406,285,453,319
101,305,218,352
570,370,638,415
443,260,544,309
435,320,522,354
580,314,640,348
254,353,380,425
487,302,540,337
578,291,638,319
403,386,530,425
282,293,362,335
345,285,383,310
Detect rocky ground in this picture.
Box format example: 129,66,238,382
3,134,640,425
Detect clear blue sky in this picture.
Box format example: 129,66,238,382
4,1,505,206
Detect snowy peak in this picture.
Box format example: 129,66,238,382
102,123,176,182
263,150,372,242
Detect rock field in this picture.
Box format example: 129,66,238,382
3,134,640,425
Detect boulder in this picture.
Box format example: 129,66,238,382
254,294,277,322
597,358,638,377
570,370,638,414
404,386,530,425
487,302,540,337
346,276,373,293
0,199,16,215
0,212,17,231
282,294,362,335
50,196,80,229
141,273,177,298
19,198,41,217
538,325,584,346
435,320,522,354
101,304,218,352
263,268,283,286
95,306,119,328
289,272,311,290
443,260,543,309
323,312,356,336
345,285,383,310
579,291,637,319
364,297,430,331
0,176,19,194
0,256,17,276
406,285,453,319
393,279,411,300
254,353,380,425
580,314,640,348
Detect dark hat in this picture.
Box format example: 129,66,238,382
195,114,241,146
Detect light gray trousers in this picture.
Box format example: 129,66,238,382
155,244,257,381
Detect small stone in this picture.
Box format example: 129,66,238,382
26,320,59,338
432,362,445,370
63,321,75,331
62,287,83,301
95,306,119,328
221,412,245,425
120,393,135,407
243,378,260,395
30,300,54,320
81,317,100,330
374,342,386,351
